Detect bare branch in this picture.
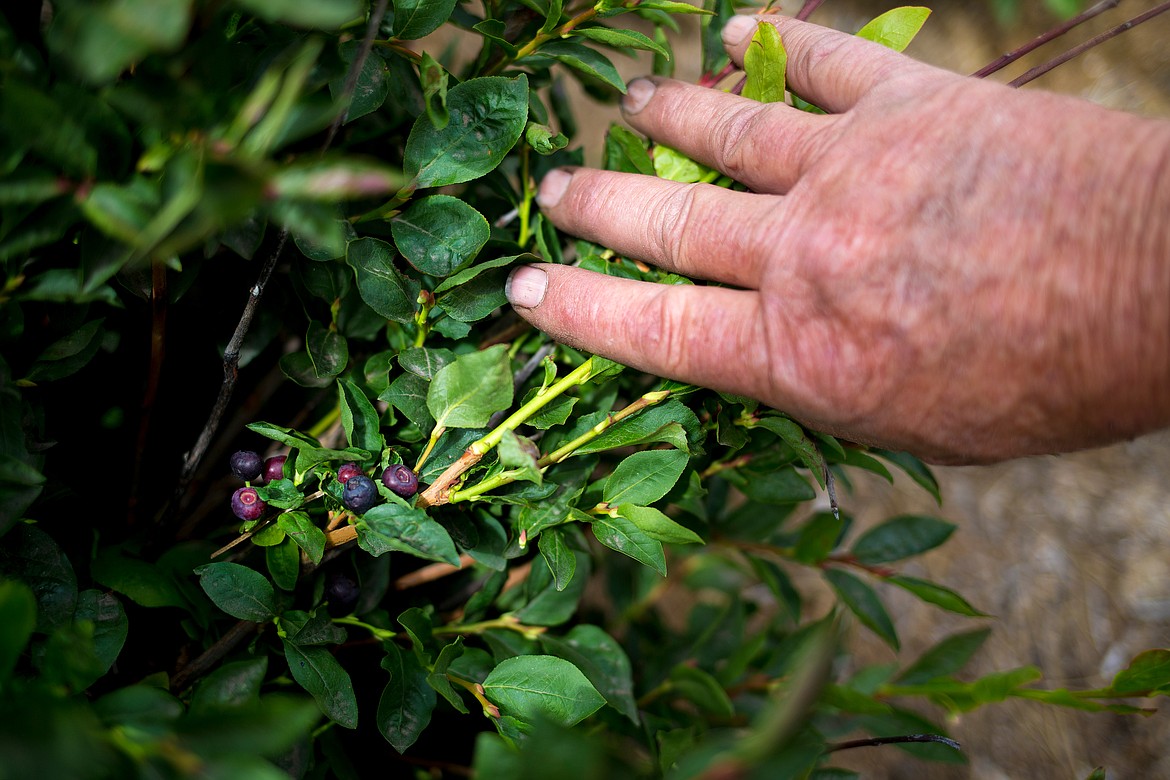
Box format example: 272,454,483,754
1009,1,1170,87
973,0,1120,79
795,0,827,22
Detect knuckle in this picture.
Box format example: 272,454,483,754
649,182,704,273
710,102,772,182
632,286,690,374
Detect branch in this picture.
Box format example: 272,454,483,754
1009,2,1170,88
972,0,1120,78
170,619,264,693
795,0,826,22
321,0,391,150
825,734,961,753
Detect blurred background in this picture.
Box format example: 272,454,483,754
556,1,1170,776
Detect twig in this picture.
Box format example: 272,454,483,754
972,0,1120,78
163,2,392,528
795,0,826,22
1009,1,1170,88
170,619,264,693
825,734,961,753
393,554,477,590
163,229,289,525
321,0,391,150
128,260,168,526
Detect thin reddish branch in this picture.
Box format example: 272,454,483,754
973,0,1120,78
1009,1,1170,87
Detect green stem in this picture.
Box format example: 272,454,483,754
517,143,533,247
434,614,546,640
448,468,529,503
332,615,397,642
414,425,446,472
537,388,670,467
483,5,600,75
448,675,501,719
307,405,341,439
470,357,596,456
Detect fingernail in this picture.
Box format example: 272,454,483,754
506,266,548,309
722,15,758,47
622,78,656,115
536,168,571,208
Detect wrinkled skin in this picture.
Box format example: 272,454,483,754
507,15,1170,464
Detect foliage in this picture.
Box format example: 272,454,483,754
0,1,1163,778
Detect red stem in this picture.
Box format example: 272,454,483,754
972,0,1120,78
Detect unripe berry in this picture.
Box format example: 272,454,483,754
231,486,266,521
229,450,264,481
381,464,419,498
342,474,378,515
261,455,286,484
336,462,362,484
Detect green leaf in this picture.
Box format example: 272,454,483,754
669,665,734,718
886,575,988,617
405,75,529,187
742,18,786,103
436,263,513,322
736,466,815,505
615,504,702,545
602,449,688,506
428,638,468,713
498,430,542,486
331,41,390,123
0,525,78,632
971,666,1043,704
306,320,348,379
838,449,893,482
603,124,654,176
280,610,347,646
653,145,717,184
73,590,128,679
574,399,699,455
378,643,436,752
234,0,363,28
44,0,193,85
338,379,385,458
196,562,277,622
793,512,844,564
392,195,489,277
570,26,670,58
427,344,513,429
825,568,899,650
399,347,456,380
482,655,605,726
896,628,992,684
855,6,931,52
1112,649,1170,695
392,0,458,39
90,547,186,610
0,580,36,683
531,42,626,93
524,122,569,155
346,237,419,324
537,528,576,591
590,515,666,576
190,657,268,713
756,416,824,487
382,372,435,433
851,515,955,564
540,625,638,723
356,502,461,566
872,449,941,503
433,252,531,295
25,318,106,382
277,513,327,566
266,538,300,591
282,640,359,728
515,550,590,627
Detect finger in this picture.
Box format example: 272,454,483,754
720,14,931,113
505,264,773,400
618,77,829,193
537,167,784,289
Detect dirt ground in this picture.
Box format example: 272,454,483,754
557,1,1170,777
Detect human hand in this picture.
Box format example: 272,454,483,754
505,14,1170,464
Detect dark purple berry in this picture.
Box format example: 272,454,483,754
381,464,419,498
336,462,362,484
230,450,264,481
324,571,360,616
260,455,286,484
231,486,266,521
342,474,378,515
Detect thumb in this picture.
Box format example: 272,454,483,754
505,263,769,397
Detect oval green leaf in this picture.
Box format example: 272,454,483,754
195,562,277,622
405,75,528,187
482,655,605,727
392,195,489,277
602,449,688,506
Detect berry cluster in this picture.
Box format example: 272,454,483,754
227,450,419,522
